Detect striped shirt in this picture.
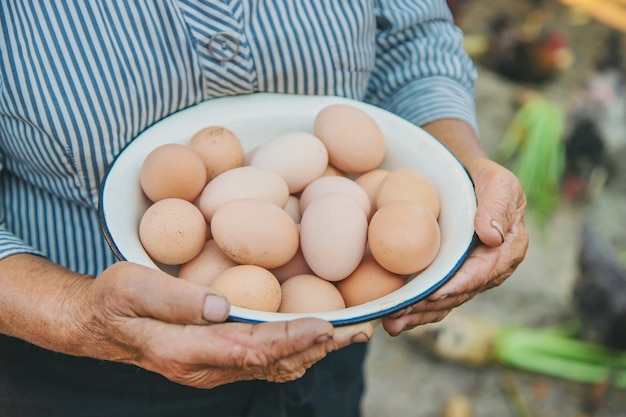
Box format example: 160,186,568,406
0,0,477,276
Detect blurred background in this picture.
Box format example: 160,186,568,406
362,0,626,416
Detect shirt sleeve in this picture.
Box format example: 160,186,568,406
366,0,479,134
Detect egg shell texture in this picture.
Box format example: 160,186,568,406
335,257,405,307
354,168,389,216
211,265,282,312
270,247,313,283
322,164,346,177
211,199,300,269
139,143,207,203
313,104,386,174
178,239,238,286
250,131,329,193
299,175,371,219
375,167,441,219
300,193,368,281
138,198,207,265
187,126,245,181
198,166,290,222
278,274,346,313
283,195,301,224
368,200,441,275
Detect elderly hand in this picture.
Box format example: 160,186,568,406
380,120,530,336
87,261,374,388
0,255,372,389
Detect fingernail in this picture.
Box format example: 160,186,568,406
315,334,333,344
203,294,230,322
491,219,505,243
351,332,370,344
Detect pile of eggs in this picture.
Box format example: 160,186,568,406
138,104,441,314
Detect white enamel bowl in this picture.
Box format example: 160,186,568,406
99,93,477,326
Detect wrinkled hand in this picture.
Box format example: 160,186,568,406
79,261,371,389
381,157,529,335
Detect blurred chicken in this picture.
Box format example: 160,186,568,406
561,116,613,202
572,224,626,351
478,12,573,84
563,30,624,201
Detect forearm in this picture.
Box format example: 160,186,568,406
0,253,94,356
421,118,488,168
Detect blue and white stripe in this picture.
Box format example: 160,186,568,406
0,0,477,276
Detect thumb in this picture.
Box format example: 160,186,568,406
106,262,230,324
471,160,525,247
333,321,374,348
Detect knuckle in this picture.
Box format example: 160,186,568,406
266,358,307,382
232,343,272,376
106,265,144,304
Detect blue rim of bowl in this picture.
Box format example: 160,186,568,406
99,154,133,265
226,233,480,327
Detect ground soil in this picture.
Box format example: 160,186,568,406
361,1,626,416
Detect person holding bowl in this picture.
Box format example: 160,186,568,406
0,1,528,416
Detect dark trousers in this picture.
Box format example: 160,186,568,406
0,335,367,417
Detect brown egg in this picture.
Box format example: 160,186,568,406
375,167,441,219
278,274,346,313
138,198,207,265
354,168,389,215
335,257,405,307
139,144,207,202
178,239,238,286
368,200,441,275
270,247,313,283
211,265,282,312
187,126,245,181
211,199,299,269
313,104,386,173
